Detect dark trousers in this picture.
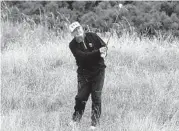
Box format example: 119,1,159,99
72,69,105,126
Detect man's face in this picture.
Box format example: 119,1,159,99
72,26,84,37
71,26,84,43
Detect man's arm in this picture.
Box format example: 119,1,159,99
93,33,106,47
69,43,100,61
92,33,107,58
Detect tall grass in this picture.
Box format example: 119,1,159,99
1,21,179,131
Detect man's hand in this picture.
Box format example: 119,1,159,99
99,47,107,54
99,47,107,58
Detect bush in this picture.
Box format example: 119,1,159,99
2,1,179,37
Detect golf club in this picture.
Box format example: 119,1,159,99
102,3,131,58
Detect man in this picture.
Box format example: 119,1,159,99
69,21,107,130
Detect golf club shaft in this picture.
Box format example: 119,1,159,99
102,6,121,58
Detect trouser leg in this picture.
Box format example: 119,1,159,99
72,75,91,122
91,69,105,126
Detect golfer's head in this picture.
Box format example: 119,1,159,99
69,22,84,38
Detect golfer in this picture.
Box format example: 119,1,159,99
69,21,107,130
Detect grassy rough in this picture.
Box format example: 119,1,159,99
1,21,179,131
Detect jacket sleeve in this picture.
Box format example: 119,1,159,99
69,43,100,61
94,33,106,47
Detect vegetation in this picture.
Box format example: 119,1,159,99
1,20,179,131
1,1,179,37
1,1,179,131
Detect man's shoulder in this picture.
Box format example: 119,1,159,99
86,32,97,37
69,38,76,48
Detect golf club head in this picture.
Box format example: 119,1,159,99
118,3,128,11
119,3,123,8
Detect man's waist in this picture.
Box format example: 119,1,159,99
77,65,105,75
78,64,105,71
77,67,105,81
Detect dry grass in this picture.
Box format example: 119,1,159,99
1,21,179,131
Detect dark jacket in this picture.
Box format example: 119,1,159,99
69,32,106,77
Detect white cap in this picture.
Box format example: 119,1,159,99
69,21,81,33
